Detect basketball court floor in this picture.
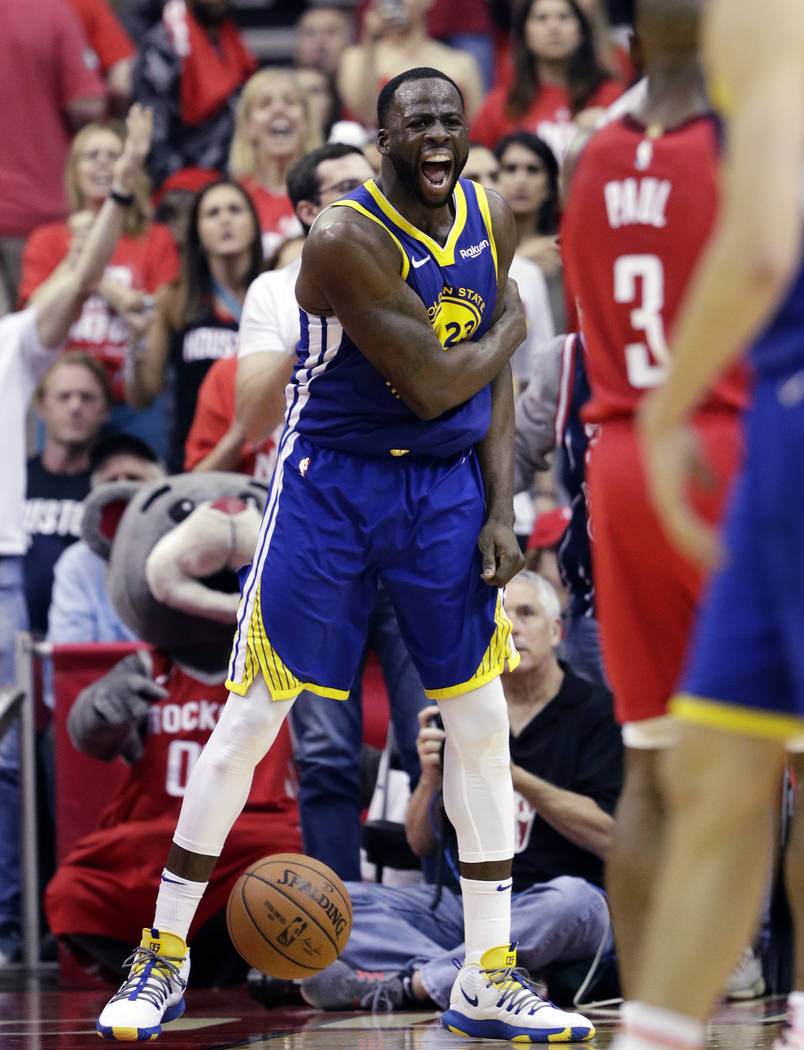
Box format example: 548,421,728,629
0,970,787,1049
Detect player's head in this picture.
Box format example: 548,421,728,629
286,142,374,232
635,0,702,68
376,68,469,210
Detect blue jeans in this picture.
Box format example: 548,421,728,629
289,584,429,881
0,556,28,934
562,614,609,689
338,876,613,1009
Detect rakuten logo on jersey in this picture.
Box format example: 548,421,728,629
460,239,489,260
148,699,222,735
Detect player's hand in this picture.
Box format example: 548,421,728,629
478,519,525,587
416,705,446,782
638,402,724,571
111,103,153,196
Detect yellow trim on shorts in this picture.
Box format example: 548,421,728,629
364,178,468,266
472,182,498,282
425,591,519,700
225,581,350,702
329,199,410,280
671,692,804,741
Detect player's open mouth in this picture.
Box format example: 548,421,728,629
420,153,453,189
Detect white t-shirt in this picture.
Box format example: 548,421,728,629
509,254,556,386
0,308,56,555
238,258,302,360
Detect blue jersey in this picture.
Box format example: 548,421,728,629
286,177,500,458
750,255,804,377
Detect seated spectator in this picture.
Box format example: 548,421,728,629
0,0,106,315
295,571,623,1014
470,0,623,164
47,434,164,645
19,121,179,451
23,353,113,638
69,0,137,114
230,68,319,259
132,0,257,190
125,179,263,473
295,5,353,76
494,131,565,331
337,0,484,128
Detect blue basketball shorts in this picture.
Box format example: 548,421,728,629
673,375,804,739
226,432,518,701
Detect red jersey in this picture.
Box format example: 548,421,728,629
45,658,301,942
239,177,303,261
68,0,135,72
19,221,179,399
562,114,748,424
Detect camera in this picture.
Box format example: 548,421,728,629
428,712,446,765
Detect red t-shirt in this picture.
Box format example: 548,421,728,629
470,80,624,161
184,356,278,480
0,0,107,235
44,660,302,941
19,221,179,399
561,114,748,424
68,0,135,73
239,177,303,260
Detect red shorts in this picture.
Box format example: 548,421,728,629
586,414,743,724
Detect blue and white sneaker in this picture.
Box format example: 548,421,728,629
442,943,594,1043
97,928,190,1041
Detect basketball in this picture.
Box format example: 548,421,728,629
226,853,352,979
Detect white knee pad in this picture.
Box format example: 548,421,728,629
438,677,514,864
173,676,293,856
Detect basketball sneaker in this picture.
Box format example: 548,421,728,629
96,928,190,1041
724,946,766,1000
441,943,595,1043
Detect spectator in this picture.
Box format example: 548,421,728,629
125,179,263,474
337,0,484,128
0,0,106,315
297,570,622,1013
494,131,565,332
47,434,164,646
68,0,137,114
19,121,179,452
0,104,151,969
295,5,353,75
132,0,257,190
463,142,555,391
22,353,112,638
230,68,319,260
470,0,623,164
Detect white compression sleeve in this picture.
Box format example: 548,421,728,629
437,676,514,864
172,675,294,856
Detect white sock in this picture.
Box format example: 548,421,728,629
788,990,804,1032
612,1001,705,1050
152,867,207,943
460,875,512,965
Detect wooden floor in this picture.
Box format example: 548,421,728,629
0,969,786,1049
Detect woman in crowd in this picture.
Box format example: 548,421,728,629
471,0,623,164
19,121,179,451
494,131,565,331
229,67,320,259
125,179,263,473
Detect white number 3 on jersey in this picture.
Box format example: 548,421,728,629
614,253,670,388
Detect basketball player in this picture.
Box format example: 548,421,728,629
559,0,748,999
97,68,595,1043
609,0,804,1047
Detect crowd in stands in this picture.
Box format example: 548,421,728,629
15,0,779,1025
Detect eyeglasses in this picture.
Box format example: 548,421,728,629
317,178,364,199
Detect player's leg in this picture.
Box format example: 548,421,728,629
96,677,294,1042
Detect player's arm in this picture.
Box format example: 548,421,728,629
34,104,152,349
295,205,526,420
639,0,804,565
474,190,525,585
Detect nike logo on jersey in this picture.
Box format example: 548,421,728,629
496,880,513,892
411,255,430,268
461,989,480,1007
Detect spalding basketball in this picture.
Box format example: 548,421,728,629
226,853,352,979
